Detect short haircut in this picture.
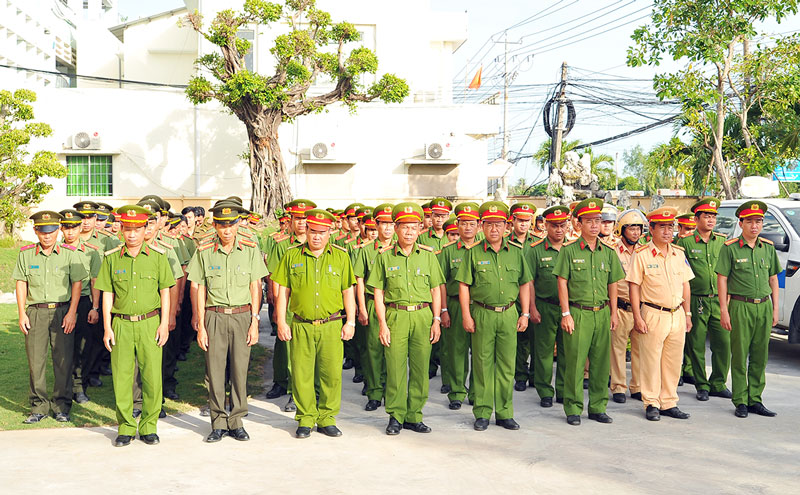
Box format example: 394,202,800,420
181,207,195,216
194,206,205,216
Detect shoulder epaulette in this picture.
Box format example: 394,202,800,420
356,240,372,249
418,244,434,252
530,238,545,248
600,238,616,249
379,244,394,254
725,237,739,246
635,245,649,253
83,242,100,251
335,233,347,241
564,239,579,246
287,244,301,250
274,234,289,243
61,243,77,251
20,243,35,251
240,238,258,248
672,244,685,251
713,232,727,238
197,242,214,251
434,250,442,255
680,232,693,238
442,240,457,249
465,241,482,250
105,246,122,256
759,236,774,245
96,230,111,237
149,244,166,254
182,234,192,240
157,239,175,250
332,244,348,253
508,240,523,249
269,231,281,238
238,230,253,238
344,237,357,245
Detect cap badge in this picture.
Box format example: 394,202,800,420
143,204,152,211
463,206,471,212
751,204,758,211
222,207,231,215
588,201,596,208
65,212,72,219
404,206,413,213
126,210,136,217
42,213,50,220
489,206,498,213
522,205,529,210
316,213,324,219
709,201,716,207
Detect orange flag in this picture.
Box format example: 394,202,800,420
468,66,482,90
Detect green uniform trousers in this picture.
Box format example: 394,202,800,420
687,295,731,392
26,305,74,415
562,307,610,416
445,297,471,402
344,329,363,376
729,299,772,406
384,307,432,424
86,311,106,381
470,304,517,420
206,311,251,430
290,319,343,428
364,298,387,401
111,315,163,436
72,296,93,394
273,310,293,394
514,326,534,382
353,316,367,378
531,299,565,400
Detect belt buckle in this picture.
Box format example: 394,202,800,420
130,314,141,322
753,298,762,304
47,303,56,309
494,306,503,313
592,306,600,312
312,319,323,326
223,308,233,314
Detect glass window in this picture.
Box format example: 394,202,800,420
780,207,800,236
237,29,254,72
762,211,787,237
66,155,112,196
487,177,500,195
713,206,738,237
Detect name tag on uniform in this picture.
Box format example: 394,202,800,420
291,263,303,268
647,264,659,269
691,249,702,253
541,257,552,262
209,266,222,271
452,258,462,263
114,269,126,274
736,258,748,263
328,265,334,273
388,266,400,272
572,259,585,264
29,265,39,269
477,261,491,265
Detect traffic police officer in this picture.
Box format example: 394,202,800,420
13,211,86,423
716,200,781,418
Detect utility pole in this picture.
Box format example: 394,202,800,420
550,61,569,174
493,33,521,199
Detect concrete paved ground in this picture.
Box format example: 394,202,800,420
2,325,800,494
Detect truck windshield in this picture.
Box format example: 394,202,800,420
780,207,800,235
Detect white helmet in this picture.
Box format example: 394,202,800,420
615,209,647,237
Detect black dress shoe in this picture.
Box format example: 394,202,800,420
440,384,451,394
159,409,167,419
612,393,626,404
403,422,431,433
528,377,535,388
540,397,553,408
206,429,228,442
678,376,684,386
588,412,613,423
229,427,250,441
199,405,211,417
132,408,142,418
566,415,581,426
734,404,749,418
164,390,179,400
583,378,589,390
73,391,90,404
474,418,489,431
555,397,564,404
114,435,133,447
177,351,187,362
270,328,277,337
630,392,642,401
645,405,660,421
54,412,70,422
748,403,777,417
100,365,112,376
681,374,696,385
284,396,296,412
23,413,45,424
140,433,160,445
696,390,709,401
386,417,402,435
342,358,355,370
448,400,462,410
625,349,631,362
709,388,733,399
365,400,381,411
87,376,103,387
317,425,343,437
428,368,437,379
496,418,520,430
352,374,364,383
514,380,527,392
660,407,690,419
296,426,311,438
361,383,367,396
467,398,474,406
265,383,287,399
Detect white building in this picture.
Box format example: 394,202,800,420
22,0,500,237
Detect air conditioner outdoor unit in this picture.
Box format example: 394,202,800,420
425,141,453,160
310,141,336,160
67,131,102,150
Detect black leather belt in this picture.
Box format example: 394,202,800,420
617,299,632,312
730,295,771,304
474,301,515,313
387,303,430,311
569,301,608,312
206,304,250,315
643,302,682,313
294,312,344,325
537,296,560,306
694,294,718,298
114,309,160,322
30,302,67,309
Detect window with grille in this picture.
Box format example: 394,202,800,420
66,155,113,196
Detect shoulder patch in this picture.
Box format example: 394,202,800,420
335,233,347,241
197,242,214,251
238,230,253,238
759,236,774,245
508,240,523,249
465,241,482,250
157,240,174,249
530,238,544,248
442,240,457,249
20,243,35,251
83,242,100,251
600,238,616,249
564,239,579,246
240,239,257,248
96,230,111,237
105,246,122,256
379,244,394,254
332,244,348,253
274,234,289,243
149,244,166,255
713,232,728,238
635,245,649,253
725,237,739,246
61,243,77,251
344,237,357,245
418,244,434,252
672,244,685,252
679,232,693,238
287,244,301,251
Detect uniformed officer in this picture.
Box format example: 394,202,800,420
627,207,694,421
74,201,121,252
675,213,696,239
599,204,617,239
354,203,395,411
507,201,536,392
59,209,102,405
716,200,781,418
438,202,480,409
367,202,444,435
533,214,546,238
609,209,646,403
675,198,731,401
553,198,625,426
13,211,87,423
524,205,570,407
95,205,175,447
421,201,433,230
343,206,374,380
456,201,532,431
272,209,356,438
187,202,265,442
419,197,452,252
443,216,459,243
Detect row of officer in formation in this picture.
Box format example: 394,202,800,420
14,193,780,446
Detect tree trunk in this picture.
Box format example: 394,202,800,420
245,110,293,216
713,63,735,199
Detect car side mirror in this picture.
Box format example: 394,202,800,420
762,232,789,252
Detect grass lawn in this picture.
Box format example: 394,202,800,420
0,246,20,293
0,303,267,431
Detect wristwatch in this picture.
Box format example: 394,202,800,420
561,311,571,317
251,313,261,320
433,316,442,322
346,321,356,327
91,307,99,312
440,308,448,314
522,313,530,319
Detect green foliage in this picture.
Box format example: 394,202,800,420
243,0,282,23
618,176,642,191
0,89,66,231
368,74,409,103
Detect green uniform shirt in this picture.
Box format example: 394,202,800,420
158,232,189,266
74,241,103,296
267,234,304,273
418,227,448,251
437,239,472,297
92,229,122,252
12,243,89,304
526,237,562,301
367,243,445,304
675,231,727,295
271,243,355,320
187,236,268,307
552,236,625,306
95,244,176,315
715,236,782,298
153,241,185,281
353,240,392,296
182,234,197,259
454,238,532,306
